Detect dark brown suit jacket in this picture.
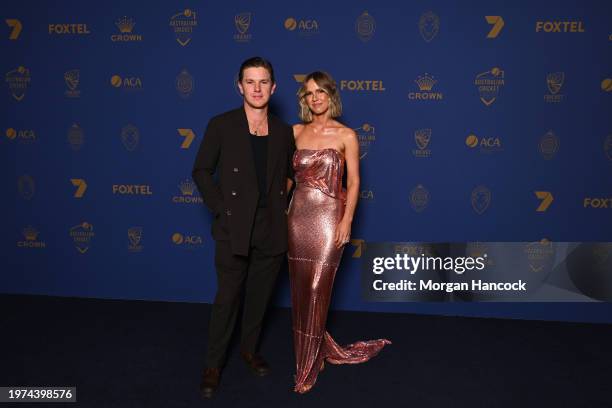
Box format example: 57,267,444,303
192,106,295,256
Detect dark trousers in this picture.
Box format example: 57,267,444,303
206,208,284,368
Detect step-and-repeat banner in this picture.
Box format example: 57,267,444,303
2,1,611,322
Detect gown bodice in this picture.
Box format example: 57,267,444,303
293,148,346,202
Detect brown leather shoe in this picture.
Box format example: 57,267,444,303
200,368,220,398
240,352,271,376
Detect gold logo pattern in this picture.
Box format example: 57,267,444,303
70,222,95,253
356,11,375,42
170,9,197,46
6,66,31,101
535,191,554,212
71,178,88,198
234,12,252,42
545,72,565,103
418,11,440,42
353,123,376,159
177,128,196,149
410,184,429,212
471,185,491,215
485,16,504,38
474,67,505,106
413,128,432,158
539,130,559,160
409,74,443,100
6,19,22,40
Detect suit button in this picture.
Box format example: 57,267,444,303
280,190,284,196
231,191,237,196
226,209,232,216
233,167,239,172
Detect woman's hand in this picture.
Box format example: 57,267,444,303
334,218,352,249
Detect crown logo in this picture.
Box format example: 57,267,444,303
22,226,39,241
415,74,436,91
179,179,196,196
116,16,135,33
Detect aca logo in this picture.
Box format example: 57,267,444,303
410,184,429,212
485,16,504,38
112,184,153,196
474,67,504,106
172,178,204,205
6,19,22,40
359,189,375,201
355,11,375,42
176,69,194,98
234,12,252,43
350,239,366,258
5,66,31,101
110,74,143,91
17,226,46,249
170,9,197,46
128,227,144,252
408,73,443,101
544,72,564,103
413,128,432,158
604,135,612,161
71,178,87,198
67,123,84,151
583,197,612,209
293,74,306,83
120,124,140,151
340,80,385,92
535,21,585,33
64,69,80,98
471,185,491,215
5,127,36,144
535,191,554,212
112,16,142,42
48,23,91,35
418,11,439,42
17,174,35,200
177,128,196,149
70,222,95,253
601,77,612,92
539,130,559,160
465,133,503,153
172,232,204,249
352,123,376,159
284,17,319,37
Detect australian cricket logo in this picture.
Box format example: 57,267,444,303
64,69,80,98
418,11,439,42
70,222,95,253
170,9,197,46
474,67,505,106
6,66,31,101
234,12,252,42
545,72,564,103
353,123,376,159
128,227,143,252
413,128,432,158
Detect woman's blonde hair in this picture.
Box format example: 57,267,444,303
297,71,342,123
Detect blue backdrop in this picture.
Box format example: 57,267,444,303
2,0,611,323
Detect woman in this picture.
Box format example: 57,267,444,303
287,71,391,394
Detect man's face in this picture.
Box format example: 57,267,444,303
238,67,276,109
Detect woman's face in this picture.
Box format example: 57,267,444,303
303,79,330,117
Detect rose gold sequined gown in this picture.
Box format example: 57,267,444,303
288,148,391,394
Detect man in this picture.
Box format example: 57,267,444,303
192,57,295,398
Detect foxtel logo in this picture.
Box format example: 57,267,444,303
583,198,612,209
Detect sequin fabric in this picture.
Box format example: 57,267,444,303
288,148,391,394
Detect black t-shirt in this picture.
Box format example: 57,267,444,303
250,133,268,208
